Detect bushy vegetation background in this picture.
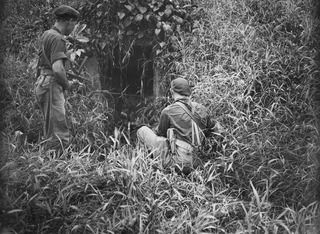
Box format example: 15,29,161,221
1,0,320,233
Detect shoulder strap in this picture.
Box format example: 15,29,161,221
175,101,205,146
175,101,199,125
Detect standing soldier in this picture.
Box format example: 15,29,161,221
35,5,79,153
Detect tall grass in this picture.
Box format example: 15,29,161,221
1,0,320,233
181,0,318,206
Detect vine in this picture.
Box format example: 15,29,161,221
78,0,197,78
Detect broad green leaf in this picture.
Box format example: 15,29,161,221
75,49,84,57
138,6,147,14
162,23,171,32
125,5,133,11
124,18,132,27
173,15,184,24
70,23,86,38
166,4,173,9
138,32,144,38
164,8,172,16
145,14,151,21
155,28,161,35
70,52,76,62
158,11,164,17
159,42,166,48
76,36,89,43
118,12,126,20
135,14,143,21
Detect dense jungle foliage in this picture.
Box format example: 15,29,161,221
0,0,320,233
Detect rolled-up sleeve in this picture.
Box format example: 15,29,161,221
50,38,68,64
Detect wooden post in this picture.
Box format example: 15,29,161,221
153,63,164,98
83,55,101,90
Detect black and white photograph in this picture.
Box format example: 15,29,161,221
0,0,320,233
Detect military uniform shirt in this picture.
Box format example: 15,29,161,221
38,27,68,69
156,98,211,144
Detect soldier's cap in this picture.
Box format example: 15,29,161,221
170,78,191,96
53,5,80,19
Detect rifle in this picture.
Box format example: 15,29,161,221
40,42,91,84
67,55,91,83
67,71,91,82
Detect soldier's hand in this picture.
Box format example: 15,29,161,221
69,79,85,91
69,79,80,89
78,81,85,90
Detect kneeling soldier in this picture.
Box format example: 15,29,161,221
137,78,213,173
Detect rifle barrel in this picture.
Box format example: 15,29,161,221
67,72,91,82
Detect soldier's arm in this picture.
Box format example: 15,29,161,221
52,59,70,90
156,109,170,137
49,36,71,90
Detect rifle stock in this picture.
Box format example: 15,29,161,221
67,72,91,82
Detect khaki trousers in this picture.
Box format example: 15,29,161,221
35,75,69,151
137,126,194,169
137,126,170,168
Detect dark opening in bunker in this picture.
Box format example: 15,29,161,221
110,44,154,97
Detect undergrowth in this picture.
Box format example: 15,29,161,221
1,0,320,233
